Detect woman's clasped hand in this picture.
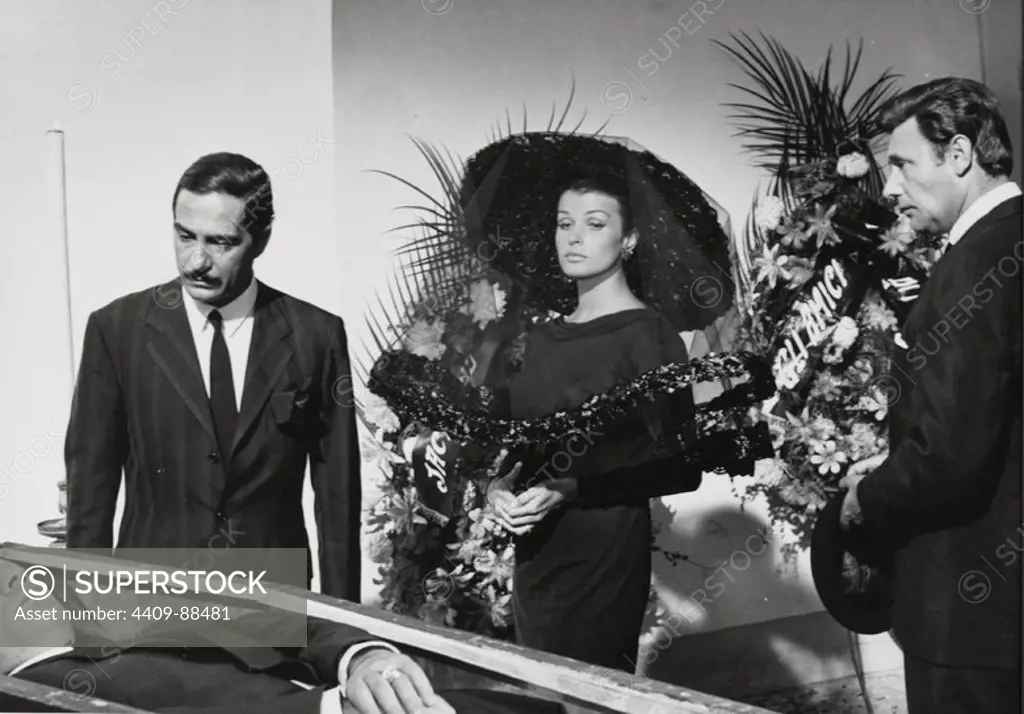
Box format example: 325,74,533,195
487,462,579,536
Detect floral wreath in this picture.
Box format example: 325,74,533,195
735,150,941,560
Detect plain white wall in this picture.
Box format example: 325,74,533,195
334,0,1006,635
0,0,349,594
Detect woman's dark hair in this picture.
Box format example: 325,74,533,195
878,77,1013,177
172,152,275,243
558,174,636,234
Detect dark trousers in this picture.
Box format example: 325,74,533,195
905,654,1021,714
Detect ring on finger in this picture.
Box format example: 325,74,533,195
382,667,404,683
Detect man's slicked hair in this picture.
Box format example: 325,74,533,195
172,152,275,243
877,77,1013,177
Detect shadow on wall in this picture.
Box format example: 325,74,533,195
643,504,856,700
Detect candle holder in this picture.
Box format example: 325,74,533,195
37,480,67,547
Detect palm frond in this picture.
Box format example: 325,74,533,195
713,32,902,201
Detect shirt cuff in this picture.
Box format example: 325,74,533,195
320,688,343,714
337,641,400,698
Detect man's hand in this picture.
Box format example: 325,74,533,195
345,649,453,714
494,479,577,536
837,452,886,530
842,451,888,484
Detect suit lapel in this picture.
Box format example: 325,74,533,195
907,196,1023,334
145,283,217,443
945,195,1021,256
233,286,294,456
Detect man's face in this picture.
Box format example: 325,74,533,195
173,190,267,308
882,117,966,236
0,559,72,674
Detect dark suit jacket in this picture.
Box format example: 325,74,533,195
64,280,361,599
855,196,1022,669
14,615,370,714
13,617,566,714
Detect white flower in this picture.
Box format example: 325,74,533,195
810,440,848,475
361,391,400,433
845,422,881,460
811,415,837,442
364,529,394,564
811,372,842,401
755,458,789,487
857,391,889,421
878,215,916,257
403,318,446,360
752,243,794,291
821,342,846,365
360,434,405,481
755,195,785,232
831,316,859,350
463,279,503,328
859,295,899,332
836,152,870,179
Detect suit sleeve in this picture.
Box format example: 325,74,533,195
155,688,328,714
65,311,127,550
311,317,362,600
856,233,1021,539
297,615,384,685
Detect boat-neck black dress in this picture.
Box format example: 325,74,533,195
506,307,696,671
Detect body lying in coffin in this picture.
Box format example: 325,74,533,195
0,556,561,714
0,546,774,714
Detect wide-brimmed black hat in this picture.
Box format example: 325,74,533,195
456,132,734,332
810,493,894,635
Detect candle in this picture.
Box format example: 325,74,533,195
42,123,75,544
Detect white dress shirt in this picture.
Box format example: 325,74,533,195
946,181,1022,248
182,277,259,410
8,641,399,714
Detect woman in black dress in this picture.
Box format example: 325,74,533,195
489,175,702,672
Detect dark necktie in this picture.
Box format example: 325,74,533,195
208,310,238,461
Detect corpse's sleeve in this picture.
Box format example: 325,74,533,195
855,233,1021,541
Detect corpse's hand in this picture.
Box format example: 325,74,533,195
346,649,454,714
838,452,887,531
494,478,578,536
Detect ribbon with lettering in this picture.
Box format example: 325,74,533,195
766,248,871,417
401,429,460,527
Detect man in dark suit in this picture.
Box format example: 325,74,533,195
64,153,360,599
0,559,563,714
839,78,1022,712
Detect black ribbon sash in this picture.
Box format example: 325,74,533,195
401,303,515,525
403,429,460,526
764,205,927,418
766,249,871,416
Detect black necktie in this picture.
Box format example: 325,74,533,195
208,310,238,460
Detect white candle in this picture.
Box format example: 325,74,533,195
44,123,74,541
46,123,75,384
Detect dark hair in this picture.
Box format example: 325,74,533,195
172,152,275,243
559,175,635,233
878,77,1013,177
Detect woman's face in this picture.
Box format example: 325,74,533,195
555,189,635,280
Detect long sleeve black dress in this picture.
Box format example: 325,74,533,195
505,307,699,671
